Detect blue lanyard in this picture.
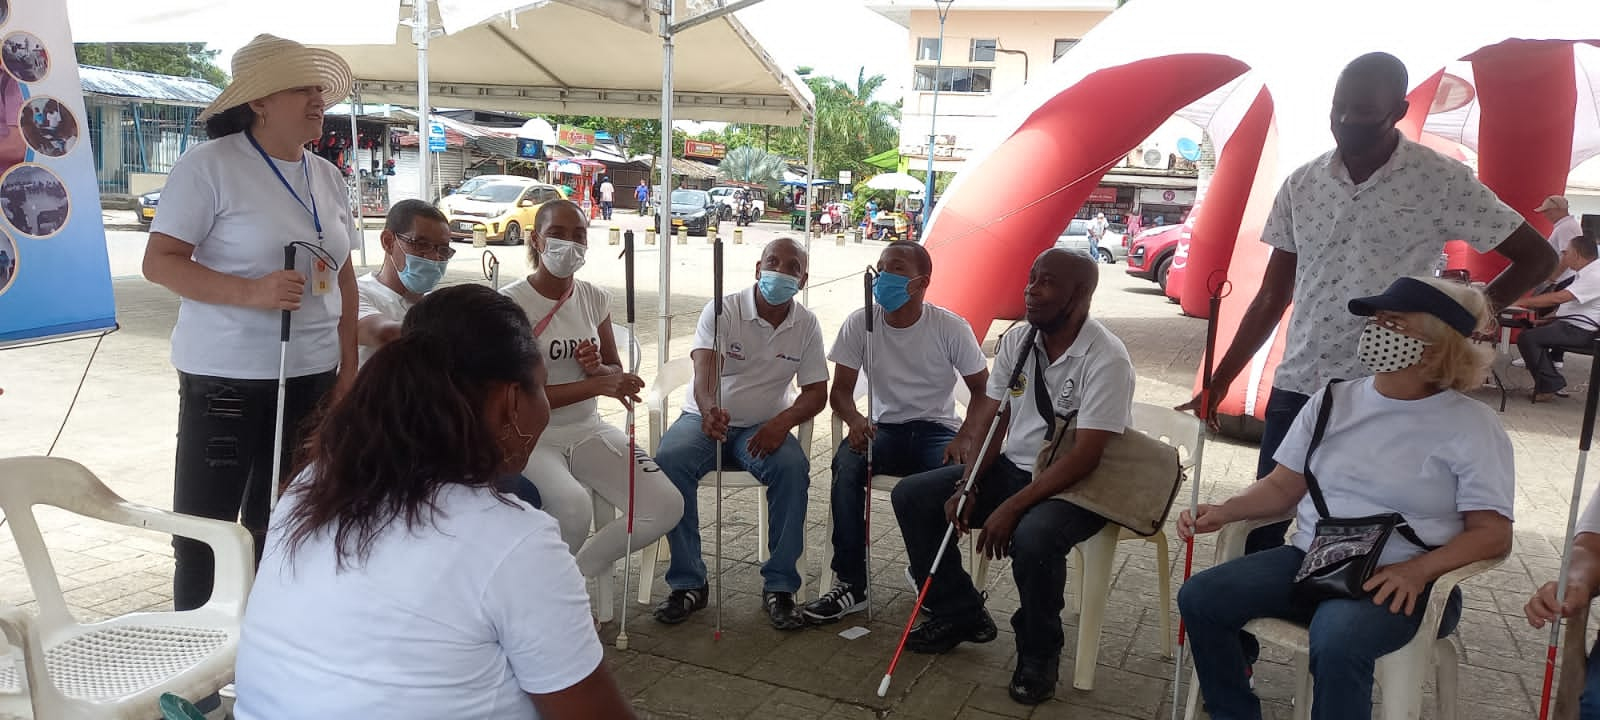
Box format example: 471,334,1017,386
245,130,322,242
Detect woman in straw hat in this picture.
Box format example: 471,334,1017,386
141,34,358,611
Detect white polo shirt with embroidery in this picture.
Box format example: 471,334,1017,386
986,320,1135,473
1264,137,1526,397
685,286,829,428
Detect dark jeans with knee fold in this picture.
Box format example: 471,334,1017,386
891,456,1106,661
172,370,336,610
828,420,957,591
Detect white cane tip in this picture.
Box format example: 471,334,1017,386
877,676,891,697
615,636,629,651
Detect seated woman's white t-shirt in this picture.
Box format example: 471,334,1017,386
1273,377,1515,567
234,480,602,719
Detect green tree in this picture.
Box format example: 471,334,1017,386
718,146,786,189
74,43,227,87
728,67,900,184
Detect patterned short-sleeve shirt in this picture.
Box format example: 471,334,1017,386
1263,137,1526,396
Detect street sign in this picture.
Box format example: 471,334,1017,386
428,121,446,153
685,140,727,159
838,170,852,186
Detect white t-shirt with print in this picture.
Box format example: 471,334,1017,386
356,272,416,367
1273,377,1515,567
152,133,354,379
233,481,602,720
985,320,1136,473
685,286,829,428
501,277,612,427
1555,263,1600,329
1263,137,1525,396
829,303,987,428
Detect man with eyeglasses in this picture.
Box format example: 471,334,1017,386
356,199,454,366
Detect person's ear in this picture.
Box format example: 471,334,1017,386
1388,99,1410,126
379,230,396,254
798,271,809,290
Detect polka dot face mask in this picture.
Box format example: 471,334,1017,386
1357,322,1429,374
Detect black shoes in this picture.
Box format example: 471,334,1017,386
652,586,708,625
801,583,868,624
1008,654,1060,705
905,608,998,654
764,591,806,631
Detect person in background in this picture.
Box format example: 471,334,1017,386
233,285,635,720
1514,235,1600,402
599,177,616,221
142,35,359,611
1180,51,1554,677
802,241,990,624
1539,195,1584,260
890,249,1134,705
636,182,650,215
355,199,452,366
501,199,681,583
1179,277,1512,720
1087,212,1108,264
652,237,828,631
0,74,22,168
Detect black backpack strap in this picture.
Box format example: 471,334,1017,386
1031,343,1057,441
1302,380,1341,520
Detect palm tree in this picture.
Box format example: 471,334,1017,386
718,146,787,189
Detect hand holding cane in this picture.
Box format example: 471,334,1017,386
878,326,1038,698
269,245,297,512
863,268,877,622
616,230,637,651
712,236,726,641
1171,270,1230,720
1538,338,1600,719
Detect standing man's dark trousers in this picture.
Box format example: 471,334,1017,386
890,457,1106,663
1518,321,1594,395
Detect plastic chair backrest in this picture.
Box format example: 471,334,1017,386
1131,402,1203,472
610,322,642,371
0,457,123,636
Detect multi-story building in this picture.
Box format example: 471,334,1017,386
866,0,1201,228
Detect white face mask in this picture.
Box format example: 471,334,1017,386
541,239,587,278
1356,323,1429,374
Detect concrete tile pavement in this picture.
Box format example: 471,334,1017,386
0,213,1592,717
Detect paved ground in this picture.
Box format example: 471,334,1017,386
1,212,1593,718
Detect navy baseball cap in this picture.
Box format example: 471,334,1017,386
1349,277,1478,337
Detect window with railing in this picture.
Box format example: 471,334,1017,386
917,37,942,62
913,67,993,93
970,38,997,62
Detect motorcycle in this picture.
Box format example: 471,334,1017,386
735,197,756,226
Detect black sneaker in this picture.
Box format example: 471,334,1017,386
905,608,997,654
652,586,708,625
801,583,868,624
1008,654,1060,705
765,591,806,631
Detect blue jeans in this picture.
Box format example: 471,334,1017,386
1581,639,1600,719
1179,545,1462,720
656,413,811,593
891,457,1107,659
829,420,957,590
1087,235,1101,262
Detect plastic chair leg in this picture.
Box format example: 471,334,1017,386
1155,530,1174,658
592,494,617,623
973,538,989,589
1375,640,1430,720
757,487,770,564
1434,638,1459,720
1291,652,1313,720
637,539,662,605
1184,669,1202,720
820,506,835,592
1068,548,1084,614
1072,528,1118,691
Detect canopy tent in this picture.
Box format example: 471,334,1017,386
863,148,904,171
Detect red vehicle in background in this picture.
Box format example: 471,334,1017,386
1124,224,1184,294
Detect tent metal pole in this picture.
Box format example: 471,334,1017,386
414,0,431,204
657,0,675,375
350,87,367,267
802,113,814,304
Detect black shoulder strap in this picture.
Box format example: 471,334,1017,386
1302,380,1340,519
1031,343,1057,440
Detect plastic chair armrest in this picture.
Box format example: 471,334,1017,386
1214,514,1295,564
1416,555,1504,640
103,502,255,613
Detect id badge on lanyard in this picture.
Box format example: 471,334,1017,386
247,131,331,296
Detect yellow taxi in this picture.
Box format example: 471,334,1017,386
441,178,564,245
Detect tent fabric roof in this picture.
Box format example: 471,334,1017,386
78,65,221,106
322,1,815,126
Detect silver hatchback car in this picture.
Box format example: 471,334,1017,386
1054,218,1127,264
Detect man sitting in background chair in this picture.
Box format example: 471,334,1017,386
1514,235,1600,402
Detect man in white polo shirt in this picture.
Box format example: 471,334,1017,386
653,237,828,631
890,249,1134,706
355,199,452,366
1516,235,1600,401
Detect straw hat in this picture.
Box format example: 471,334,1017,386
199,34,353,120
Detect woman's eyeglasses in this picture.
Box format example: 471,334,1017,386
396,233,456,260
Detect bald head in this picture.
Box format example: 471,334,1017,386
1025,248,1099,332
756,236,809,288
1331,52,1409,155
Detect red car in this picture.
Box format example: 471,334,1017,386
1125,224,1184,293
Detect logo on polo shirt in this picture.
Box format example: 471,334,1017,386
1056,378,1079,416
1009,373,1027,398
728,342,746,360
775,353,801,362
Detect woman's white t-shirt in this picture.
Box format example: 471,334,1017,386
151,133,354,379
1273,377,1516,566
501,277,612,427
233,481,602,719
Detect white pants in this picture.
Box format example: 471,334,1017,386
524,417,683,579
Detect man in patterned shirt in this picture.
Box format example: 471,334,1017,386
1181,50,1555,668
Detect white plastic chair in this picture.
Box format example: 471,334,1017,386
634,357,815,604
820,377,974,592
972,402,1199,690
0,456,253,719
1183,515,1501,720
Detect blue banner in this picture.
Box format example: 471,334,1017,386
0,0,117,346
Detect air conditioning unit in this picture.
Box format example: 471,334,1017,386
1140,146,1164,168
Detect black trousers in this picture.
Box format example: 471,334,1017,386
172,370,336,610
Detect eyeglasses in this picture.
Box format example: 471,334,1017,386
396,233,456,260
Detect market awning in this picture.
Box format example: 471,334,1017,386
863,148,902,171
319,1,815,127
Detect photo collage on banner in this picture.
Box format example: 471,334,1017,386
0,0,117,345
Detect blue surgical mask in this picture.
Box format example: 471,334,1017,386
397,252,448,294
758,270,801,305
873,271,916,312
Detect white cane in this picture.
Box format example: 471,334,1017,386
862,268,877,622
712,236,726,641
617,230,638,651
268,245,297,512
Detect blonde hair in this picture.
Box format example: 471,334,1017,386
1410,277,1492,392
